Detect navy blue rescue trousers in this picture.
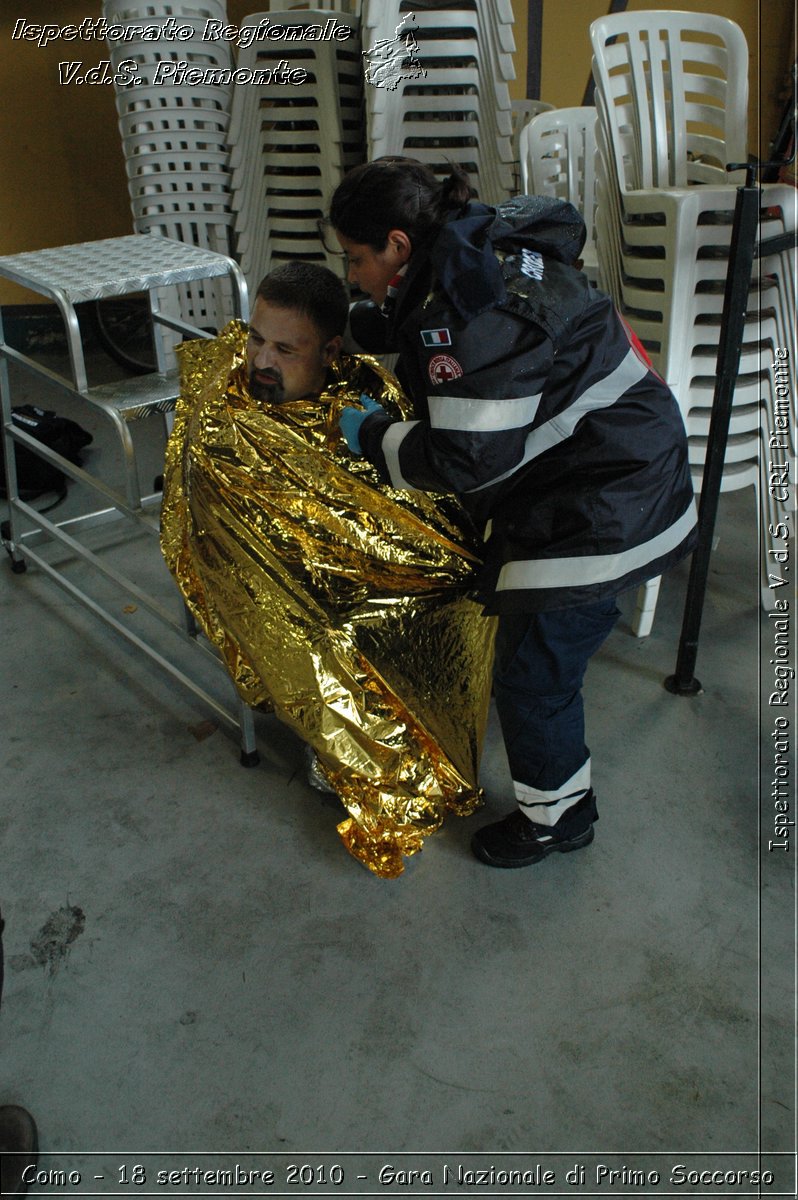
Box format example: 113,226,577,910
492,597,620,824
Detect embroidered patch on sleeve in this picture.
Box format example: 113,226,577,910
428,354,464,385
421,328,452,347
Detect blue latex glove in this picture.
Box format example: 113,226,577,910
338,393,385,455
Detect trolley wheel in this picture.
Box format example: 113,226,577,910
92,296,157,375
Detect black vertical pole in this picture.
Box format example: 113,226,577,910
526,0,543,99
664,167,762,695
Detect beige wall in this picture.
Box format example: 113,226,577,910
0,1,130,301
0,1,794,304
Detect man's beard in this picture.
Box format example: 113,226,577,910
249,368,285,404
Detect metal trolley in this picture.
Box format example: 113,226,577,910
0,233,261,764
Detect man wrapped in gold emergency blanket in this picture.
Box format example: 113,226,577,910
160,320,495,878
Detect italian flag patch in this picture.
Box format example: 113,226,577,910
421,328,452,347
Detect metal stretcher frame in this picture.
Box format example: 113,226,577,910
0,233,261,764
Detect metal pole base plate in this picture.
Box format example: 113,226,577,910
664,674,704,696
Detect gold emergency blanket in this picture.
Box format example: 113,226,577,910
160,322,495,877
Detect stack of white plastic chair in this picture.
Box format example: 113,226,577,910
590,9,797,629
361,0,516,204
268,0,361,8
519,106,599,281
511,99,555,192
227,8,365,293
103,0,237,332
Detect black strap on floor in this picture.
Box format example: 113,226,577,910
582,0,629,106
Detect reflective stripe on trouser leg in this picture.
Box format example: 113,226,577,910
514,758,591,826
492,600,619,827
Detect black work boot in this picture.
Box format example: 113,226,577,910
471,789,598,868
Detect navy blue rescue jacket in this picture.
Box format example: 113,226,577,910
355,196,697,613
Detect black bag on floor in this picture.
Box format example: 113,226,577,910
1,405,93,500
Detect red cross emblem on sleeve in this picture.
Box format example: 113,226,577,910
428,354,464,385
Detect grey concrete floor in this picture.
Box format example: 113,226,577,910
0,346,793,1194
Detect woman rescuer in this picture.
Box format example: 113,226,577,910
329,157,697,870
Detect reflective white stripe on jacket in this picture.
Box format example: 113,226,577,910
358,199,697,612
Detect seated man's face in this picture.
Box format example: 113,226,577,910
246,298,340,405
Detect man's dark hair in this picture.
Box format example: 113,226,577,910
255,262,348,342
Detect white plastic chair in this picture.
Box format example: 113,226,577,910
519,106,599,280
594,176,794,628
511,100,555,191
512,99,555,126
104,1,227,21
270,0,361,9
589,10,749,192
591,12,795,631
